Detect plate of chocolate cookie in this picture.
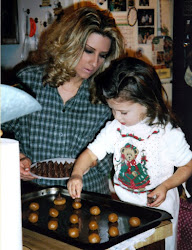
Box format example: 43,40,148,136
30,158,75,180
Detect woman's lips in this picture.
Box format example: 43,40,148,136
84,68,93,73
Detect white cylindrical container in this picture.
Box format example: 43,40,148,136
0,138,22,250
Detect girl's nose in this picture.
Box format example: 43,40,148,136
113,111,121,121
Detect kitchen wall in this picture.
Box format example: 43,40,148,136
1,0,173,68
1,0,173,103
1,0,74,69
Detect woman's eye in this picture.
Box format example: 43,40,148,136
121,112,127,115
84,48,93,54
100,54,108,59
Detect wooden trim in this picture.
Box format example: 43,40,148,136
22,221,172,250
134,221,172,249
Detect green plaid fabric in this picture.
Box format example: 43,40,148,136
3,65,113,194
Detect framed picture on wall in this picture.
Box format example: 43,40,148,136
137,9,154,26
138,27,154,44
1,0,19,44
128,0,135,7
139,0,149,6
108,0,127,12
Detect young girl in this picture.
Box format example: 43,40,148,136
67,57,192,250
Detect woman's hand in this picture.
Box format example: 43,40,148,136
20,153,36,181
67,174,83,199
147,184,168,207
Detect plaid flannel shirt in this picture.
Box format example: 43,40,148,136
2,65,113,194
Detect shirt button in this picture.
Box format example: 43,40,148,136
59,132,63,136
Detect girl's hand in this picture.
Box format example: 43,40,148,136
20,153,36,181
67,174,83,199
147,184,168,207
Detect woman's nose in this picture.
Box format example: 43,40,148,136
91,55,99,67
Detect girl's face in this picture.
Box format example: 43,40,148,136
75,33,111,80
107,98,147,127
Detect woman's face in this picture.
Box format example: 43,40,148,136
107,98,147,127
75,33,111,80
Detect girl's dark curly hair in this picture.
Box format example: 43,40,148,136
95,57,179,128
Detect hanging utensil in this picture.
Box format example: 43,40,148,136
34,18,39,50
21,9,30,61
29,18,36,37
29,17,38,50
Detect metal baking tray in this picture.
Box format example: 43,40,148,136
22,187,172,250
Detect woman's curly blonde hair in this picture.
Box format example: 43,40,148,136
28,4,125,103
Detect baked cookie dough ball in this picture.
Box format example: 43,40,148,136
108,213,118,223
28,212,38,223
68,227,79,238
90,206,101,216
54,196,66,206
48,220,58,230
49,208,59,218
29,202,39,211
108,226,119,237
72,201,82,210
88,233,101,243
69,214,79,224
129,217,141,227
88,220,99,231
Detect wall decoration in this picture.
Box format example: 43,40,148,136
137,9,154,26
151,0,173,79
118,24,136,50
127,7,138,26
40,0,51,7
139,0,149,6
138,27,154,44
96,0,108,9
97,0,107,5
128,0,135,7
135,47,144,59
152,36,173,68
108,0,127,12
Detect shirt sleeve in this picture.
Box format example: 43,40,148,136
163,126,192,167
88,121,116,161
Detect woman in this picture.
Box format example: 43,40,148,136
2,4,125,194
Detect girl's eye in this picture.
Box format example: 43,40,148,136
121,112,127,115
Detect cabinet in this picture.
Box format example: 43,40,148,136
172,0,192,148
1,0,19,44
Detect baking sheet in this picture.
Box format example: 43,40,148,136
22,187,172,250
30,158,75,180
